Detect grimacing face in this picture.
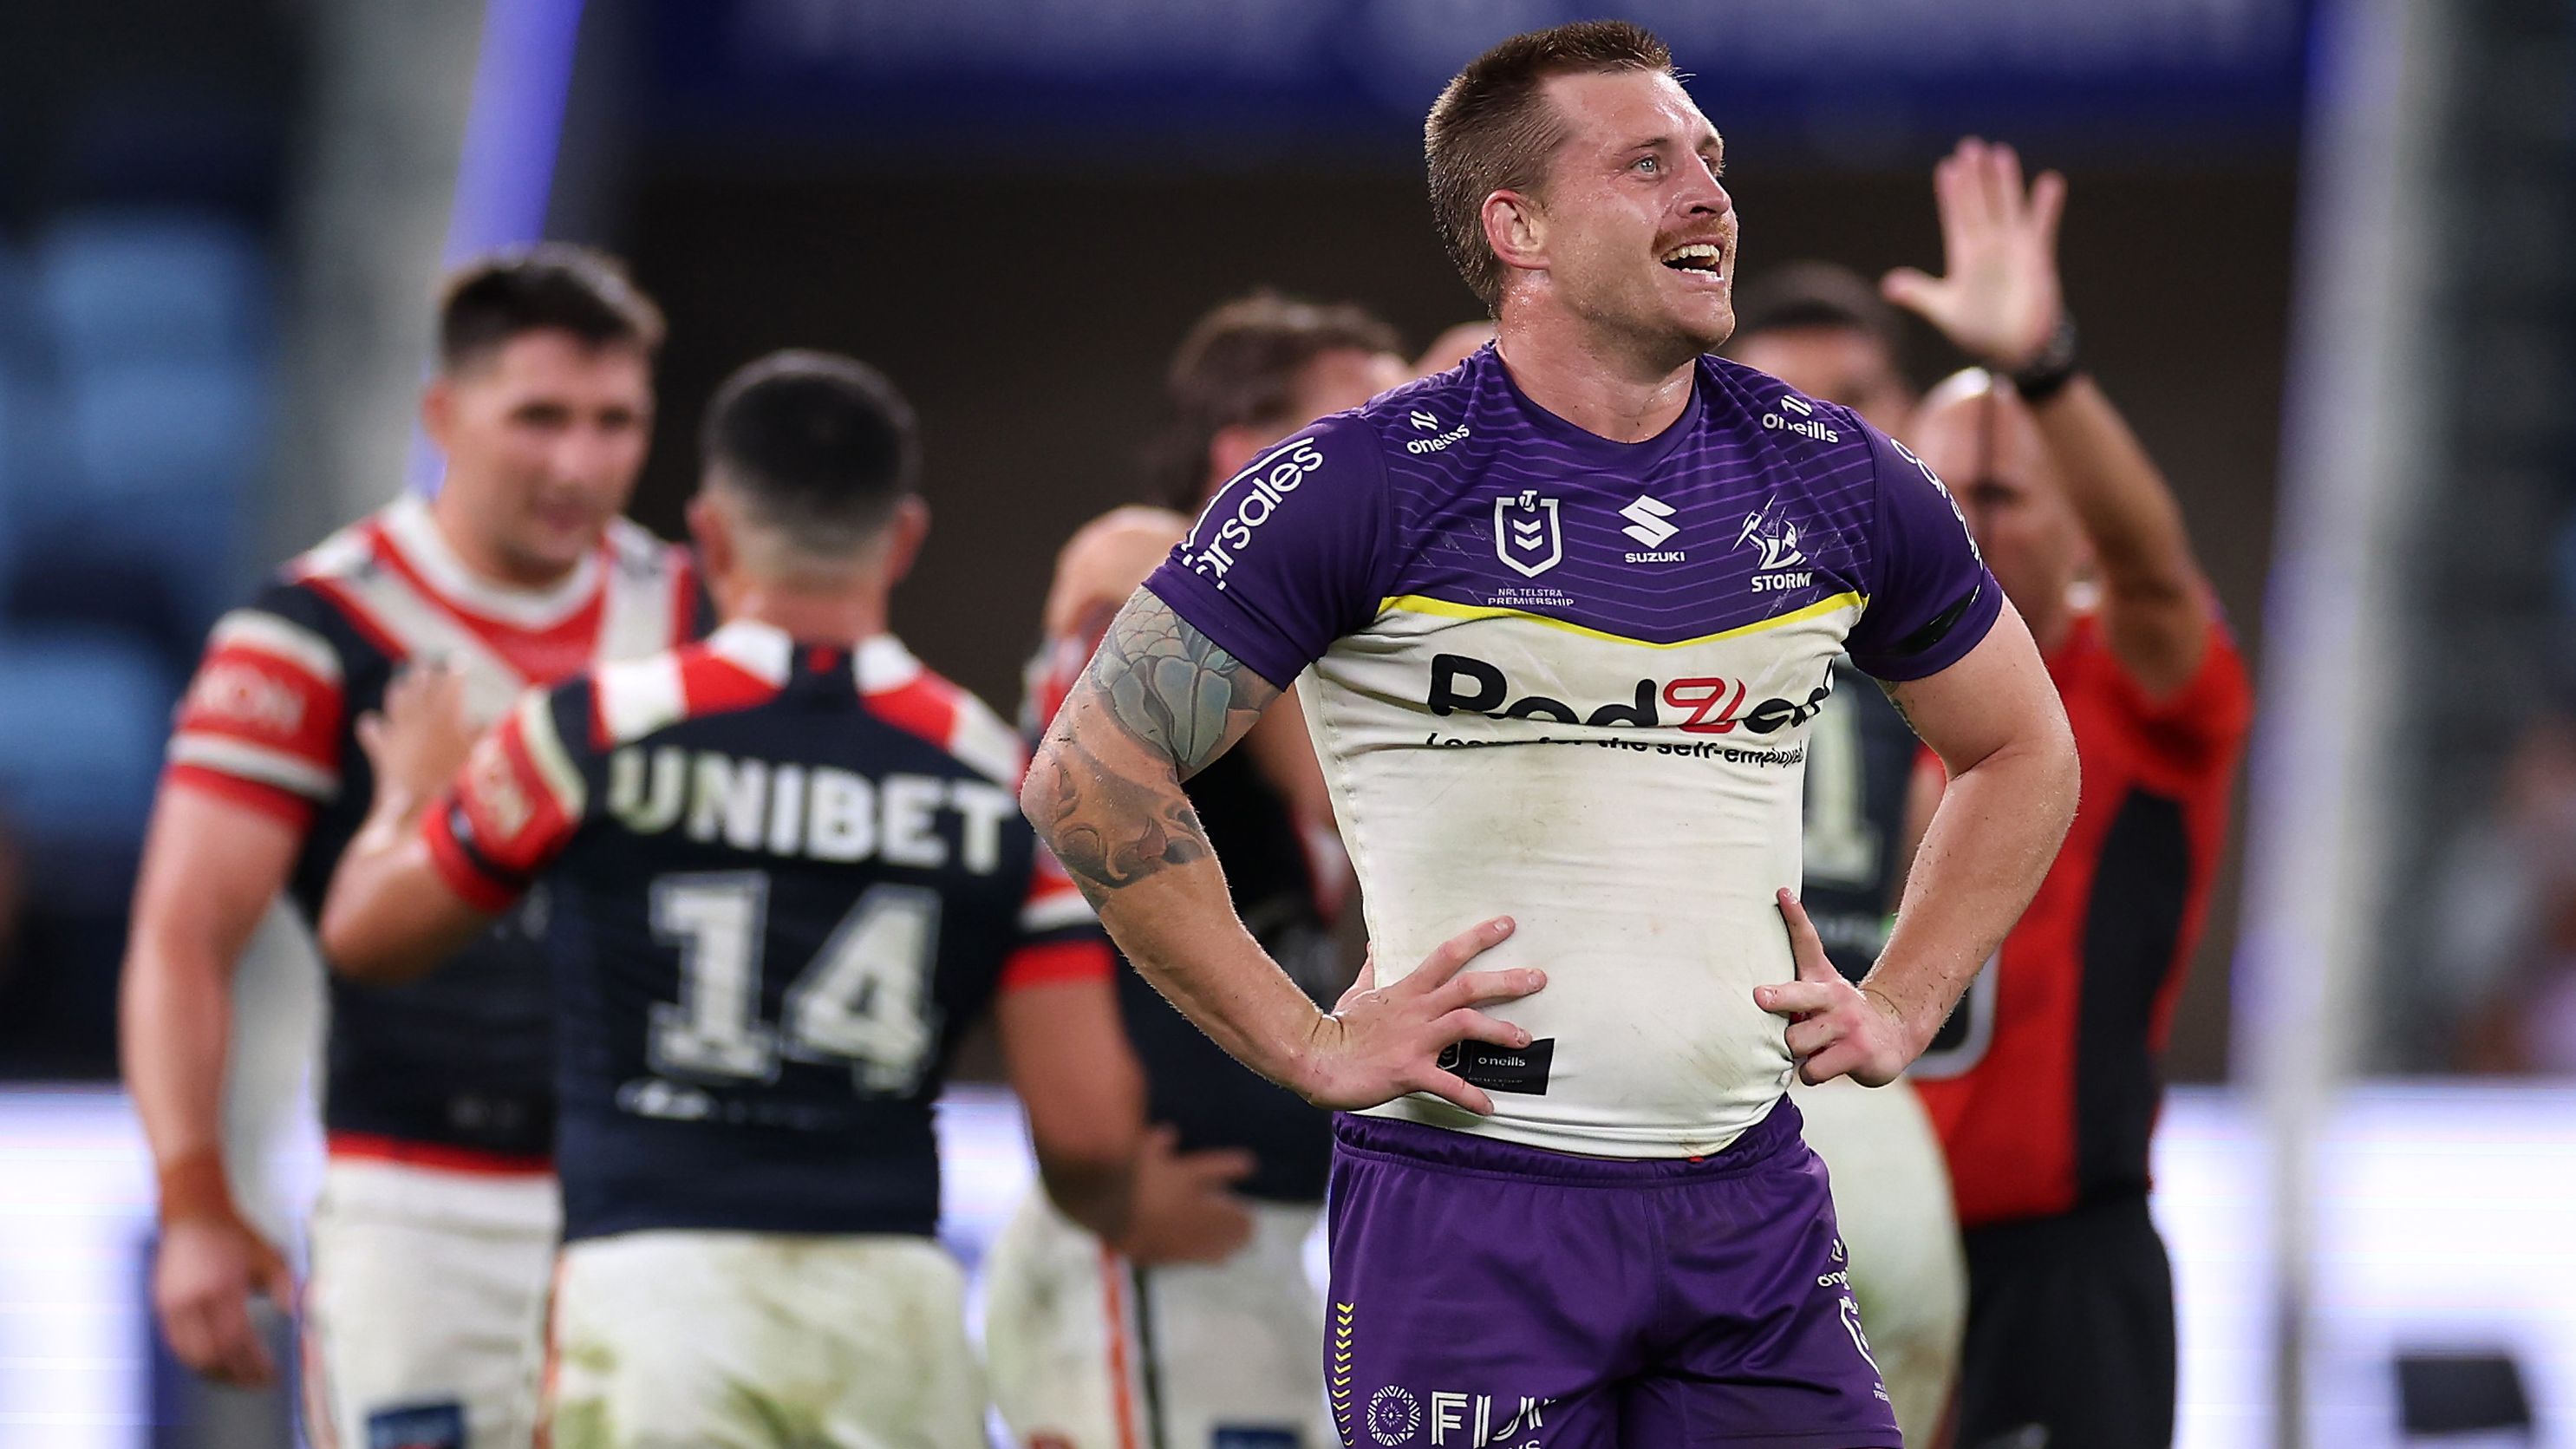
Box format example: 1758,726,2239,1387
1516,69,1738,362
428,330,654,584
1908,384,2088,630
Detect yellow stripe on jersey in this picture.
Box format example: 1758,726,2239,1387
1375,591,1866,649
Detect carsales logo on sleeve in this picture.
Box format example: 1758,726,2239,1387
1181,434,1327,591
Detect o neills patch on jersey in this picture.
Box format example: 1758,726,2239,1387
1437,1038,1555,1095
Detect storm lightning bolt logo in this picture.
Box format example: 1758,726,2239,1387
1737,495,1805,571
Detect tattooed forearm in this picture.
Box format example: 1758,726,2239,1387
1030,733,1213,899
1023,587,1278,901
1088,591,1275,776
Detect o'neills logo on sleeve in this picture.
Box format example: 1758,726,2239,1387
1181,435,1328,591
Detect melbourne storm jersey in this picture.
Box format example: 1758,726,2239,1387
1145,346,1999,1159
166,497,700,1160
425,621,1109,1242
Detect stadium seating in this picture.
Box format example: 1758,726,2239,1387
0,629,169,854
33,210,268,373
0,199,277,1008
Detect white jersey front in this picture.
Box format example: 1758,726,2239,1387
1146,349,1997,1157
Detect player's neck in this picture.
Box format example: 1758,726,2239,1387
1494,313,1697,444
423,488,582,592
725,583,890,648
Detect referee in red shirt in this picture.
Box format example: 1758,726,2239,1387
1883,140,2254,1449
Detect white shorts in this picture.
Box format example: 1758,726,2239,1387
547,1229,985,1449
300,1157,558,1449
982,1191,1332,1449
1790,1076,1966,1448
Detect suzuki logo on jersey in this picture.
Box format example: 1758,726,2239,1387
1738,497,1813,591
1179,435,1329,590
1620,493,1684,564
1428,653,1832,735
1495,492,1562,577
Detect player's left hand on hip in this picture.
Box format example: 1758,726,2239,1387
1755,890,1914,1087
1879,137,2066,373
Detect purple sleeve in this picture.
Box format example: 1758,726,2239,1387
1843,422,2004,682
1142,413,1392,689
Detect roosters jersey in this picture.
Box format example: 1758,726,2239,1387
1145,346,1999,1159
165,497,701,1160
1912,612,2251,1227
426,621,1110,1241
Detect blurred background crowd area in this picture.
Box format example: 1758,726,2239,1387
0,0,2564,1093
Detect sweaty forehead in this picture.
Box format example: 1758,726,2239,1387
1542,69,1716,151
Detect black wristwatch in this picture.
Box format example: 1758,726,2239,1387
2007,310,2080,402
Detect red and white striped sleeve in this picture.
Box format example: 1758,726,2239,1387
998,840,1115,993
164,602,349,827
422,688,589,912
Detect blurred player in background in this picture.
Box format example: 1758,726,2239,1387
988,292,1406,1449
1026,22,2078,1448
1888,140,2253,1449
318,351,1237,1449
121,248,694,1447
1723,264,1966,1447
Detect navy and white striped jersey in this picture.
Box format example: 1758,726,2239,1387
427,620,1109,1241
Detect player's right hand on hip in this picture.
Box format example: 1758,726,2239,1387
1118,1126,1256,1266
152,1213,296,1388
1299,916,1544,1115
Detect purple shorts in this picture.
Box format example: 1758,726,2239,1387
1326,1098,1900,1449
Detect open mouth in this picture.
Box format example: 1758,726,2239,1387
1660,242,1725,277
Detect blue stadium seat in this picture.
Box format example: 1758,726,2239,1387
62,359,266,506
35,209,267,372
0,629,171,853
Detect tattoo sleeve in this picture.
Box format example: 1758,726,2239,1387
1027,588,1280,900
1091,592,1274,776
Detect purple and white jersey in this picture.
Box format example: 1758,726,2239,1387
1145,346,1999,1158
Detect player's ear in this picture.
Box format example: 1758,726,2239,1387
1483,188,1548,278
685,493,733,582
881,497,931,586
421,376,457,453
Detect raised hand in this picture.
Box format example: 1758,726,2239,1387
1295,917,1545,1115
1881,138,2067,372
1755,890,1916,1087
